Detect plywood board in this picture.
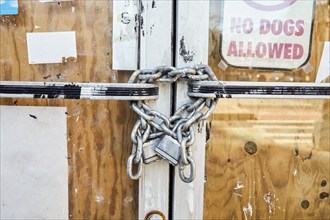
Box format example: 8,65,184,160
0,105,68,219
205,1,330,219
204,99,330,219
0,1,138,219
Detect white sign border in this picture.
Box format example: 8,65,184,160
219,0,316,71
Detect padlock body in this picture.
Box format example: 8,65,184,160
155,135,180,166
142,138,161,164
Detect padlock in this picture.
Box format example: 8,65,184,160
155,135,180,166
142,138,161,164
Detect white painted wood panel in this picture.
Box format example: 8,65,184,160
138,0,173,218
140,0,173,69
139,84,171,219
173,0,210,219
173,81,207,219
175,0,209,67
112,0,139,70
0,106,68,219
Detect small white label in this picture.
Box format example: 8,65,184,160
26,31,77,64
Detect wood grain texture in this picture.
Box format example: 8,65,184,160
205,1,330,219
205,100,330,220
0,1,138,219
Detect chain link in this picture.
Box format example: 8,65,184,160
127,65,219,183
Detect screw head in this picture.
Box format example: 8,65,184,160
244,141,257,155
301,200,310,209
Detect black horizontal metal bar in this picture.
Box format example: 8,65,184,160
188,81,330,99
0,81,159,100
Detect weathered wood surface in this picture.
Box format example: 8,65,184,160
205,100,330,219
0,1,138,219
205,1,330,219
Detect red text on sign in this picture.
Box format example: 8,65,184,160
227,41,304,59
230,17,304,36
259,19,304,36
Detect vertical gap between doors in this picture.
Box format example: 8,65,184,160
168,0,177,219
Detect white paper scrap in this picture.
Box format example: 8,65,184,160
316,42,330,83
0,106,68,219
26,31,77,64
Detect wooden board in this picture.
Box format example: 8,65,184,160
0,1,138,219
204,99,330,220
204,1,330,219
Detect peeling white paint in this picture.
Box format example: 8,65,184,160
187,184,194,214
233,192,243,197
111,71,118,81
242,203,253,220
144,180,155,213
123,196,133,207
95,194,104,204
263,191,276,215
72,109,80,116
234,180,245,190
293,169,297,176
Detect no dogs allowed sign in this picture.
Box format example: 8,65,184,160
220,0,315,70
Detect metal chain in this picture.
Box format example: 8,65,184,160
126,65,219,183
